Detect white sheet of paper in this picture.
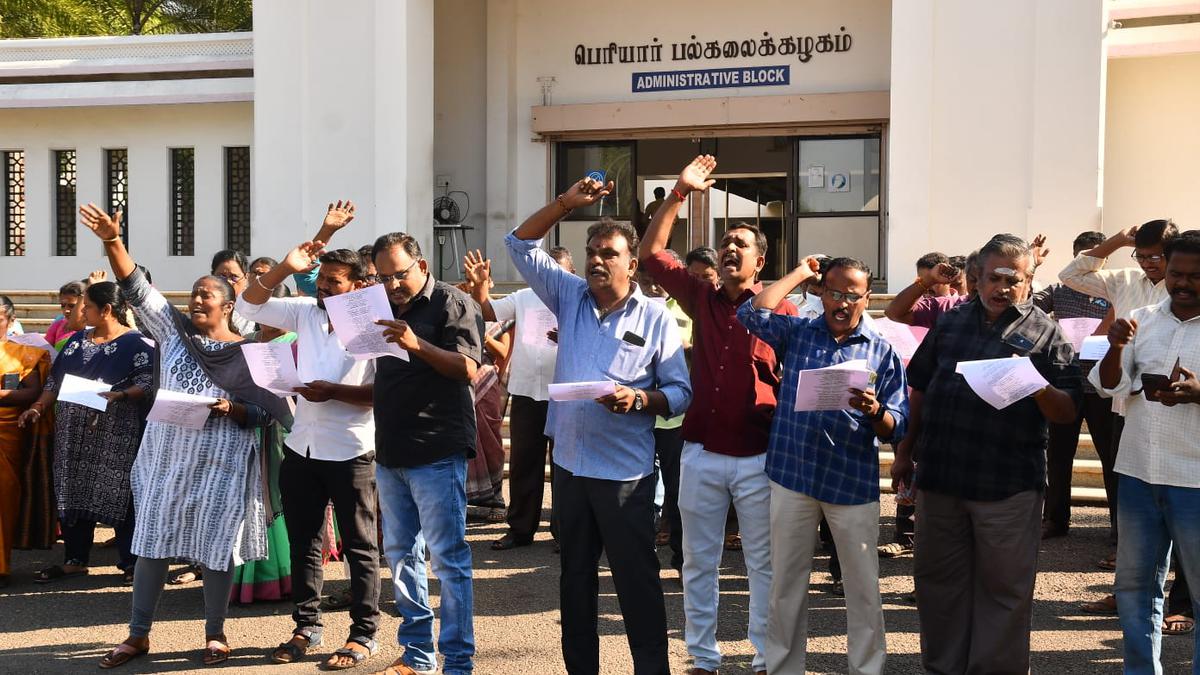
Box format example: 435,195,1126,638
241,342,303,397
1079,335,1110,361
793,359,872,412
8,332,57,361
1058,317,1103,352
147,388,218,430
58,374,110,412
955,357,1049,410
322,284,410,362
873,318,926,361
548,380,617,402
520,306,558,349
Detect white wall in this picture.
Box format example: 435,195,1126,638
887,0,1106,290
433,0,488,277
0,102,252,290
1104,53,1200,235
484,0,891,280
252,0,435,269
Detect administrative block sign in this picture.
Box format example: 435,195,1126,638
632,65,790,93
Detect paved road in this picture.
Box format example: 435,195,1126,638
0,496,1192,673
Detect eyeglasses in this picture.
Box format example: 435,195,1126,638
824,289,865,304
1132,252,1164,263
377,259,422,284
219,274,243,285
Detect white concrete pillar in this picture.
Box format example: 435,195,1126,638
252,0,435,263
485,0,519,280
886,0,1105,290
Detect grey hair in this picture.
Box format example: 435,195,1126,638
979,234,1033,268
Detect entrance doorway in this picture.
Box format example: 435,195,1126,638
553,133,883,284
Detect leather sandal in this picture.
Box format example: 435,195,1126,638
99,638,149,669
271,630,321,664
324,636,378,670
491,533,532,551
203,634,231,666
369,658,436,675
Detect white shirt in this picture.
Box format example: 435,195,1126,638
490,288,558,401
235,295,376,461
1089,298,1200,488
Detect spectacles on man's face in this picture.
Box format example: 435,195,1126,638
220,274,244,285
824,289,866,304
1132,252,1165,263
377,259,422,284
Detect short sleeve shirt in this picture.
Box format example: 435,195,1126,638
373,276,484,468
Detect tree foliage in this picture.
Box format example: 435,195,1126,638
0,0,252,38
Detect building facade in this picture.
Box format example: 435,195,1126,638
0,0,1197,290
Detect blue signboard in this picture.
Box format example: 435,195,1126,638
632,65,790,93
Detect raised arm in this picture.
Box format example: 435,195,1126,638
884,263,959,324
640,155,715,260
243,241,325,306
80,204,135,280
463,250,497,322
752,257,821,311
512,176,613,242
312,200,356,246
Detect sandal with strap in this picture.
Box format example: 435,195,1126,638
1164,615,1196,636
369,658,437,675
324,636,379,670
203,634,231,666
99,638,149,669
271,630,322,664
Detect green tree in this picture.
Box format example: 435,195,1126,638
0,0,252,39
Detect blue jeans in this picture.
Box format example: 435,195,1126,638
1115,474,1200,675
377,455,475,674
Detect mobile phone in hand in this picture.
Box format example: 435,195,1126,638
1141,373,1171,401
1,373,19,390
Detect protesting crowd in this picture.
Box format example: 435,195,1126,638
0,154,1198,675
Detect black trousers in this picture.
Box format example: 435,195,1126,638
505,396,555,542
555,466,669,675
280,448,381,640
62,506,136,572
653,427,683,568
1044,391,1116,534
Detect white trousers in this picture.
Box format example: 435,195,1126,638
677,442,773,672
765,482,885,675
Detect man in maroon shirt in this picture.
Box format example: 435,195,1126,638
639,155,797,675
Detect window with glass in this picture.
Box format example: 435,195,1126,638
796,136,883,279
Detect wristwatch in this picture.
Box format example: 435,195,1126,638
633,390,645,412
870,403,886,422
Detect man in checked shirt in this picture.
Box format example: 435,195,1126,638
738,255,908,675
895,234,1081,675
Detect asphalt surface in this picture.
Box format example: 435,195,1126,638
0,495,1193,674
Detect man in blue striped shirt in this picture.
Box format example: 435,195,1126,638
506,175,692,675
737,256,908,675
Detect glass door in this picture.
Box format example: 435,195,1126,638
794,135,883,282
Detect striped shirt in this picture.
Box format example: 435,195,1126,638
737,301,909,505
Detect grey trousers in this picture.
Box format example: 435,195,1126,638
129,557,235,638
913,489,1042,675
